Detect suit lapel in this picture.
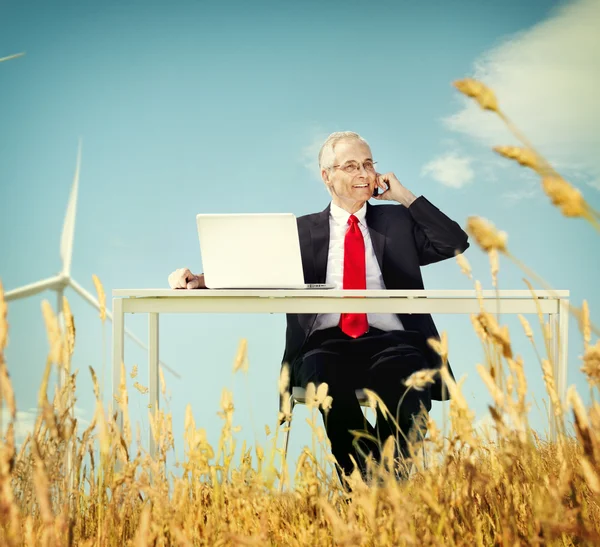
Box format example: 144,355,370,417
309,203,386,282
310,204,331,284
366,203,386,273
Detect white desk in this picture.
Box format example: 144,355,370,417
112,289,570,454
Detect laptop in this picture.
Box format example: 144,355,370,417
196,213,334,289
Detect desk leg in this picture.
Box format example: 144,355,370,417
558,299,569,406
548,312,558,442
549,309,566,443
112,298,124,433
149,313,159,458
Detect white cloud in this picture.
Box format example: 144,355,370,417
1,406,89,444
0,407,38,442
500,170,541,203
300,131,328,179
588,179,600,191
443,0,600,192
421,152,475,189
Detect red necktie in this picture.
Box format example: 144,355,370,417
339,214,368,337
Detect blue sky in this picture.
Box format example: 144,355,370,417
1,0,599,480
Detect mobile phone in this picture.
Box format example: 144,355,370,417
372,186,379,197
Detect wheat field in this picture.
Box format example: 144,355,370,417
1,80,600,546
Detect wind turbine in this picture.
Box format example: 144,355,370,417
4,142,180,393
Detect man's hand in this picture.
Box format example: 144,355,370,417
168,268,206,289
374,172,418,207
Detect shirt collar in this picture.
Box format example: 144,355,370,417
330,202,367,226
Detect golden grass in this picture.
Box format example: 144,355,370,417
0,79,600,545
91,275,106,323
454,78,600,230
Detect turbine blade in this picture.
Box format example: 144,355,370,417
0,52,25,63
69,279,181,379
4,276,62,301
68,278,101,309
60,141,82,276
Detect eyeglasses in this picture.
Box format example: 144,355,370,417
331,160,377,175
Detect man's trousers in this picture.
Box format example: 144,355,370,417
293,326,432,484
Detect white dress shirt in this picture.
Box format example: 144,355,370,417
311,202,405,334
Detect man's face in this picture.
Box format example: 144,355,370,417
322,139,377,210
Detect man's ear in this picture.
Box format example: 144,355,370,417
321,168,335,195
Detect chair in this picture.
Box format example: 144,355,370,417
278,386,429,492
278,386,372,492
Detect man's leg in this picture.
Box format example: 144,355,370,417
366,339,432,474
295,344,376,483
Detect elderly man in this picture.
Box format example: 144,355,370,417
168,131,469,488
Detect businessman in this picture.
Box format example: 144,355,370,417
168,131,469,488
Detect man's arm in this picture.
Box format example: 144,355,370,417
373,172,469,266
408,196,469,266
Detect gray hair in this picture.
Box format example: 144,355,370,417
318,131,370,171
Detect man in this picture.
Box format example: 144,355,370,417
168,131,469,488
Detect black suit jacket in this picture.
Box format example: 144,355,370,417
281,196,470,402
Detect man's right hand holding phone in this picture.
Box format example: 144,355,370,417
168,268,206,289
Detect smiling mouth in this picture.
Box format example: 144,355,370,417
353,184,369,188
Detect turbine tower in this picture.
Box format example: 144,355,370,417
5,142,180,394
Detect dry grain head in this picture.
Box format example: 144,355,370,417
466,217,508,253
493,146,540,172
91,274,106,322
453,78,499,112
541,176,586,218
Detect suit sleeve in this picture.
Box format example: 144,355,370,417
407,196,470,266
